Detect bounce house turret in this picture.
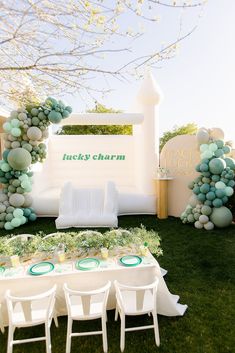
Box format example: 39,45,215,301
134,71,163,194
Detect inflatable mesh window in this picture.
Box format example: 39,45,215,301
0,98,72,230
181,127,235,230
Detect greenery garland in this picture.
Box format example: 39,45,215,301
0,227,163,260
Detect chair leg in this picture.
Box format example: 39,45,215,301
45,323,52,353
54,314,59,328
7,325,14,353
114,305,119,321
101,316,108,353
120,314,125,352
66,318,72,353
153,313,160,347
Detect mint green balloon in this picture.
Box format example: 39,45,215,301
4,222,14,230
210,206,232,228
3,122,11,132
13,208,24,217
203,150,213,159
11,119,20,127
7,148,32,170
224,157,235,170
208,143,218,152
11,127,21,137
21,180,31,189
20,216,27,224
225,186,234,197
1,162,11,172
11,217,21,227
215,181,226,189
200,144,209,152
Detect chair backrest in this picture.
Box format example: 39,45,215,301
6,234,34,243
63,282,111,317
43,233,60,240
6,285,57,325
114,279,159,313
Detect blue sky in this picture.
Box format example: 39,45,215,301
64,0,235,143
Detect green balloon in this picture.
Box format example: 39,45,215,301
11,127,21,137
197,193,206,202
224,157,235,170
11,119,20,128
200,183,210,194
212,198,223,208
214,149,224,158
201,205,212,216
4,222,14,230
209,158,226,175
11,217,21,227
13,208,24,217
7,148,32,171
1,162,11,172
210,206,232,228
48,110,62,124
206,191,216,201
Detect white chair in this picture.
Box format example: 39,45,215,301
114,279,160,352
6,285,57,353
6,234,34,243
63,281,111,353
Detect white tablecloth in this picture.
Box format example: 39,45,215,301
0,255,187,326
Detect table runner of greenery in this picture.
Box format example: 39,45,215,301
0,226,162,263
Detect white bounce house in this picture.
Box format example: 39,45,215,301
31,72,163,221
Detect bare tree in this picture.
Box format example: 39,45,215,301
0,0,206,105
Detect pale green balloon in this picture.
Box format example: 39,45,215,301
11,119,20,128
3,122,12,132
7,148,32,170
11,127,21,137
11,217,21,227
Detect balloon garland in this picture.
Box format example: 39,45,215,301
0,97,72,230
181,127,235,230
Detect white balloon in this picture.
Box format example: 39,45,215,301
210,128,224,141
196,128,209,145
199,215,209,224
204,221,214,230
194,221,204,229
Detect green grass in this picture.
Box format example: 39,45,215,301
1,216,235,353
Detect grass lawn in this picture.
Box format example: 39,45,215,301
1,216,235,353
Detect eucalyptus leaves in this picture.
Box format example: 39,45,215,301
0,227,162,260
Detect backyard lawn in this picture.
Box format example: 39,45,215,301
1,216,235,353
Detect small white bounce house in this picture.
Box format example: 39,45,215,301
31,72,162,226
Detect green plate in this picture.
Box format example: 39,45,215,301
29,261,54,276
76,258,100,271
119,255,142,267
0,266,5,274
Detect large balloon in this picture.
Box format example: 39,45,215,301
7,148,32,170
209,158,226,175
210,206,233,228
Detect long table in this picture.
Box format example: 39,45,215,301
0,254,187,327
